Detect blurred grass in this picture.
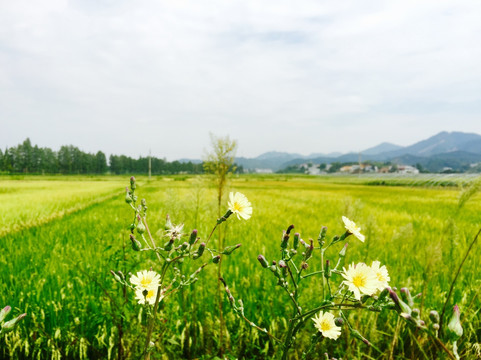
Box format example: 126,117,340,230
0,174,480,359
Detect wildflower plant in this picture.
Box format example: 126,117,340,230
0,305,26,335
221,217,463,359
111,177,251,359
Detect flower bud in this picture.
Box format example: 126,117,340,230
350,329,370,346
130,176,136,190
125,188,133,204
257,255,269,268
222,244,241,255
1,313,26,332
432,323,440,331
339,243,348,258
130,234,142,251
193,242,206,259
334,317,344,327
281,232,289,249
388,287,411,315
301,262,309,270
446,304,463,341
164,239,174,251
0,306,11,323
286,224,295,235
189,229,198,245
304,239,314,261
324,259,331,279
318,226,327,246
278,260,287,268
180,242,189,251
136,217,146,234
212,255,221,264
293,233,300,250
400,288,414,307
110,270,122,283
429,310,440,324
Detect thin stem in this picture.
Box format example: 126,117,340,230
286,263,298,290
321,248,325,299
439,227,481,334
142,217,162,263
205,223,219,246
301,270,325,280
143,261,170,360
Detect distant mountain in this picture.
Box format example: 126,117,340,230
361,142,403,155
255,151,305,161
385,131,481,157
177,131,481,173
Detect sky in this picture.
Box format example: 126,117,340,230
1,0,480,160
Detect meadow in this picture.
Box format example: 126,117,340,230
0,174,480,359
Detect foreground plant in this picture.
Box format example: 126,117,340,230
111,177,251,359
221,217,461,359
0,305,26,335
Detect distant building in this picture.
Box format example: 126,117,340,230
254,168,273,174
397,165,419,174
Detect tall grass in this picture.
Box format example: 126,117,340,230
0,174,480,359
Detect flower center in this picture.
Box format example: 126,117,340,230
146,290,155,299
376,273,385,282
352,273,367,288
320,320,332,332
140,277,151,287
233,202,242,211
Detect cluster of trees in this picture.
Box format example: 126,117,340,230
0,138,206,175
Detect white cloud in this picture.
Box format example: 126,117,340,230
1,0,480,159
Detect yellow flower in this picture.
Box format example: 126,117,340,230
341,263,378,300
130,270,160,290
370,260,390,291
228,192,252,220
342,216,365,242
135,287,160,305
312,311,341,340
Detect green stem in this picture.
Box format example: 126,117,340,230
143,261,170,360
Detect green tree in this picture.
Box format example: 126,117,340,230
203,134,237,216
95,151,107,174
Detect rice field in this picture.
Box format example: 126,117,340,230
1,174,481,359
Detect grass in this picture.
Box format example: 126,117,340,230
0,174,480,359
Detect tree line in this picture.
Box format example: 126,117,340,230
0,138,206,175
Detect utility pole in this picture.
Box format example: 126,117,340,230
148,149,152,180
358,152,362,177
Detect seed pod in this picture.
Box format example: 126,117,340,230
257,255,269,268
446,305,463,341
130,234,142,251
189,229,198,245
0,306,11,323
293,233,300,250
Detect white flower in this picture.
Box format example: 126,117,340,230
312,311,341,340
228,192,252,220
135,287,160,305
130,270,160,290
342,216,365,242
341,263,379,300
165,223,184,241
370,261,390,291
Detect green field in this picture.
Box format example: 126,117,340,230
1,175,481,359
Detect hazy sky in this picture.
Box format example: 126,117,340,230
1,0,480,160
